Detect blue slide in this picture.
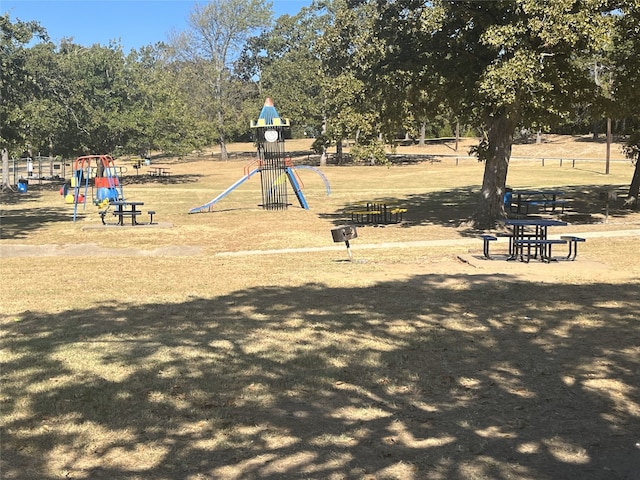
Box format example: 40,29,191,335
188,165,330,213
285,167,309,210
189,168,260,213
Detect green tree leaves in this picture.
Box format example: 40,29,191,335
170,0,273,160
1,14,48,153
3,0,638,217
325,0,630,226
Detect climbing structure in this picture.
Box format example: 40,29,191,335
190,97,329,214
70,155,124,221
250,98,299,210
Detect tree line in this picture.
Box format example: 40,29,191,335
2,0,639,225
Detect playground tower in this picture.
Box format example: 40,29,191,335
250,98,292,210
188,98,319,214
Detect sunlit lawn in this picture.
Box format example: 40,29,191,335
1,144,639,479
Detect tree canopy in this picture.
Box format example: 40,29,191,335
324,0,620,226
169,0,273,160
1,15,48,150
2,1,639,218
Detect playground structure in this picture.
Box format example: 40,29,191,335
189,98,330,214
188,159,330,214
63,155,125,222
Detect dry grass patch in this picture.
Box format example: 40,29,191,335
1,136,640,479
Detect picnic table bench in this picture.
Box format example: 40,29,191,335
561,235,586,261
506,189,567,215
513,238,567,263
524,199,568,213
348,202,407,225
479,218,586,262
149,166,171,177
100,201,157,226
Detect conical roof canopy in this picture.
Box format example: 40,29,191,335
250,98,290,128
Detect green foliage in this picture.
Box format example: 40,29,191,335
319,1,392,143
349,139,389,166
1,13,49,154
437,124,453,139
331,0,629,227
170,0,273,158
2,4,276,161
311,134,331,154
4,0,638,184
612,4,640,126
623,132,640,163
240,4,329,135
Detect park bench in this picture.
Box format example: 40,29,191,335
387,207,407,223
525,199,568,214
480,234,497,259
348,202,407,225
560,235,586,260
513,238,567,263
349,208,381,224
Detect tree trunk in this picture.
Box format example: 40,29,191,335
1,148,15,191
626,154,640,208
219,137,228,161
473,114,515,229
2,148,11,190
319,112,327,167
419,121,426,146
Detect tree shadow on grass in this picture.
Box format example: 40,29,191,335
329,183,636,232
2,275,639,479
0,204,73,240
124,173,203,186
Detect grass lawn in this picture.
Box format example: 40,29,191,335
1,135,639,479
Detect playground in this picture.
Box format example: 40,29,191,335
2,135,640,479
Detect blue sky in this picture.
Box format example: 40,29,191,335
2,0,313,52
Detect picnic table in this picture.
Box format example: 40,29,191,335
109,200,145,226
507,189,567,215
149,166,171,177
503,218,568,262
90,165,127,177
348,202,407,225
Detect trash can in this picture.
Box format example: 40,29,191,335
17,179,28,193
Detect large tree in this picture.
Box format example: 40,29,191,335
330,0,614,227
126,44,208,157
320,0,401,163
171,0,272,160
239,3,329,139
1,14,48,188
37,40,145,156
612,3,640,207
